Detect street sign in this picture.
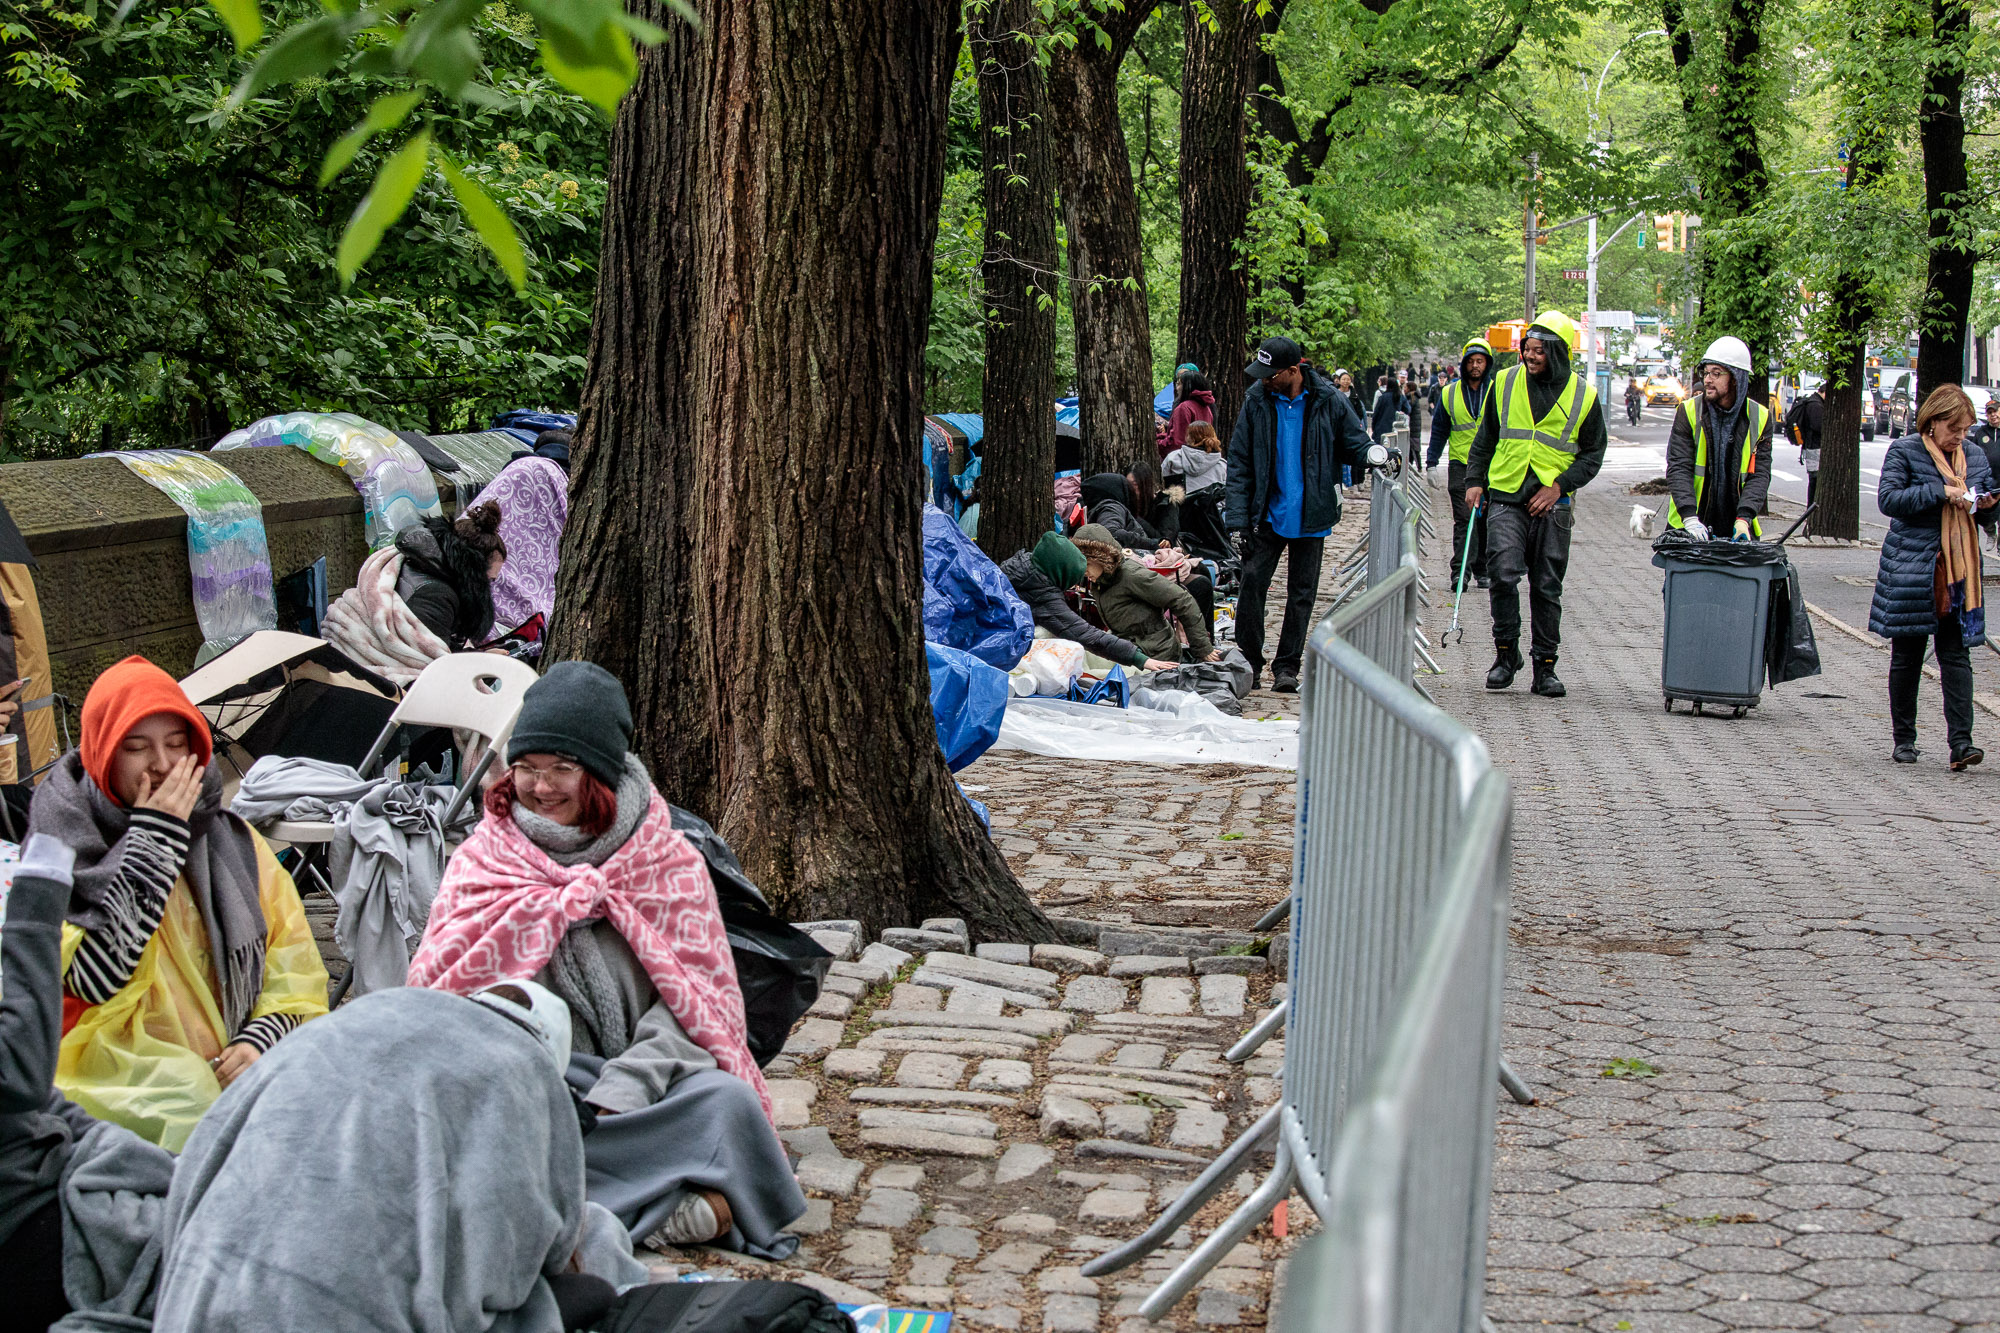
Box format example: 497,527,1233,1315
1562,269,1586,281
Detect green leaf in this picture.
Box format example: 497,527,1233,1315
335,130,431,285
232,12,356,105
400,0,486,93
438,154,527,292
208,0,263,49
318,88,424,187
1600,1057,1659,1080
537,30,634,116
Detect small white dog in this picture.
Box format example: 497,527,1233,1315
1629,503,1657,539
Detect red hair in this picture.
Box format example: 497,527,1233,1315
486,767,620,838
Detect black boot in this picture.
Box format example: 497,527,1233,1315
1531,656,1566,698
1485,643,1523,690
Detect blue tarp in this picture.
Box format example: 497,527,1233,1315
935,413,984,448
922,504,1033,670
1153,382,1175,415
1055,398,1080,428
489,409,577,448
928,641,1008,773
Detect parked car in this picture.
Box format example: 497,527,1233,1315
1879,369,1916,437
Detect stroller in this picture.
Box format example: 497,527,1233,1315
1176,483,1239,592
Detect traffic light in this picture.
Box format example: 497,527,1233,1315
1654,216,1676,252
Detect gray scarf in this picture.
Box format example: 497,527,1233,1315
511,755,652,1057
30,752,267,1038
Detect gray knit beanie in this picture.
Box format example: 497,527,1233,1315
506,661,633,786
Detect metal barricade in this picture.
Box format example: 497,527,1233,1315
1282,774,1513,1333
1081,582,1504,1320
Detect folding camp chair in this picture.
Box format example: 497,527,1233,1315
259,653,538,1003
262,652,538,849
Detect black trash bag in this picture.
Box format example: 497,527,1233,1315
593,1279,851,1333
1651,529,1789,567
670,806,831,1068
1766,564,1823,687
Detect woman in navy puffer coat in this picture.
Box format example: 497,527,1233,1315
1868,389,1997,767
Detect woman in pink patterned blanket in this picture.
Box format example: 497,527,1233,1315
408,661,806,1259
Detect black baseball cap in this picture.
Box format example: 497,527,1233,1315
1246,336,1303,379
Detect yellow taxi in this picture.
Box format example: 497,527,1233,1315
1639,369,1686,405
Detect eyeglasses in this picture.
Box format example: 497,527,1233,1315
510,760,583,787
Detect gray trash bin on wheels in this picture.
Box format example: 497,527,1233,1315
1652,537,1790,717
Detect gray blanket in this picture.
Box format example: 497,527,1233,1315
231,756,473,994
151,987,589,1333
49,1120,175,1333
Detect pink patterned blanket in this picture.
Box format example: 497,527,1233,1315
407,791,772,1119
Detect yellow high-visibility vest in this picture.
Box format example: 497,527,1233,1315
1667,398,1769,537
1486,364,1597,494
1442,380,1486,464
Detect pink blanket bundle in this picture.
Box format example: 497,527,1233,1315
407,791,773,1120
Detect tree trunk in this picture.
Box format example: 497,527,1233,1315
1050,2,1159,477
1816,333,1863,541
1916,0,1973,393
552,0,1053,944
1662,0,1779,393
972,0,1059,564
1177,0,1259,433
1808,20,1893,544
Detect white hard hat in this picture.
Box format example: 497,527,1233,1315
1697,336,1752,378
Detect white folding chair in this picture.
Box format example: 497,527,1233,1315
264,653,540,846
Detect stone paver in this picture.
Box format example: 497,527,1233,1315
1061,976,1130,1013
895,1053,967,1089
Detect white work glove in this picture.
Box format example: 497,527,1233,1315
1682,517,1711,542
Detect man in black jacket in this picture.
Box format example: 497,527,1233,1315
1974,396,2000,549
1225,336,1374,692
1786,383,1824,507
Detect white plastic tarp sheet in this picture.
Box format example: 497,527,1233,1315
992,697,1297,770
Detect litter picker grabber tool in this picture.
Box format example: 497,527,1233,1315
1444,505,1480,646
1773,503,1817,546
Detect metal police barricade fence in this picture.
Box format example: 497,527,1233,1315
1081,579,1506,1321
1280,773,1513,1333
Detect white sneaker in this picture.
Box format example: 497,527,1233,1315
644,1192,720,1249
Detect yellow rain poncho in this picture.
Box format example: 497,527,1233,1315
58,831,328,1151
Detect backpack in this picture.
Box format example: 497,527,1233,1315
593,1280,853,1333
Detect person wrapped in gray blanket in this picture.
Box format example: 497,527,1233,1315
150,981,648,1333
0,834,176,1333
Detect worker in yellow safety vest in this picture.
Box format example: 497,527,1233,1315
1464,310,1609,698
1424,337,1497,590
1665,335,1774,543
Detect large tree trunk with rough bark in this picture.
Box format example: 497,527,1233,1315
1807,36,1892,543
1663,0,1778,399
1817,340,1864,542
1050,2,1159,477
1178,0,1259,433
552,0,1053,944
972,0,1059,564
1916,0,1973,393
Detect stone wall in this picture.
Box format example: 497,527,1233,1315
0,449,457,704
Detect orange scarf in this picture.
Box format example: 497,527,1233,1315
1922,435,1983,614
